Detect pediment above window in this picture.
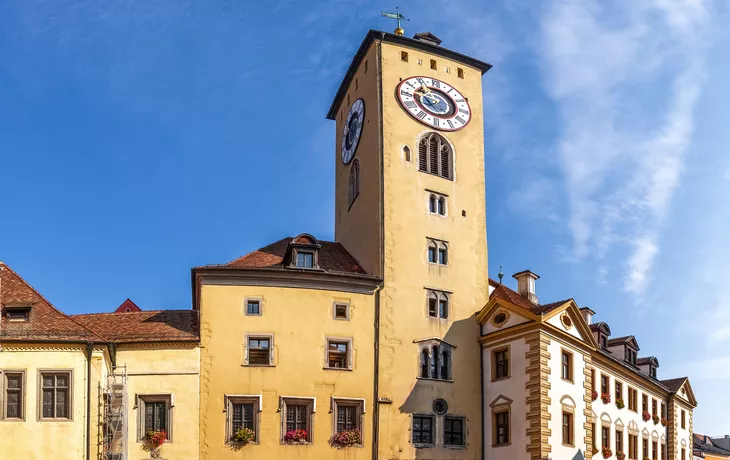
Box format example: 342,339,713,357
489,394,513,409
286,233,322,270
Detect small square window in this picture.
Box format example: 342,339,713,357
412,414,434,446
296,252,314,268
457,68,464,78
401,51,409,62
445,66,450,73
417,58,422,65
444,416,465,446
5,308,30,322
246,336,272,366
326,339,351,369
246,299,261,315
333,303,349,320
430,59,437,70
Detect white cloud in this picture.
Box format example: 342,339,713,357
537,0,711,295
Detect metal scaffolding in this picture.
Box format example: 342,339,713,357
103,365,128,460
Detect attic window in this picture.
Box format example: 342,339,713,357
649,366,656,378
626,348,637,366
600,335,607,349
296,252,314,268
5,307,30,322
288,234,321,270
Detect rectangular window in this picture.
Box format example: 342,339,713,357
562,411,573,445
401,51,409,62
3,372,24,420
246,299,261,315
333,303,349,320
628,387,637,411
650,366,657,378
561,351,573,382
592,422,597,452
629,434,638,459
652,398,657,417
493,348,509,380
493,409,509,446
326,339,351,369
601,374,609,394
4,308,30,322
652,440,658,460
681,410,685,428
661,403,666,419
642,394,648,413
137,395,171,441
681,447,686,460
616,429,623,454
615,380,623,402
333,399,363,437
40,372,71,420
457,68,464,78
283,398,313,442
438,247,447,265
643,438,648,459
428,246,437,263
444,416,465,446
601,334,608,349
413,414,434,446
428,297,437,317
602,426,610,449
227,397,259,443
296,252,314,268
247,337,271,366
439,298,448,319
430,59,437,70
591,368,596,393
661,443,665,459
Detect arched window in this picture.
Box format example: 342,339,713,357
431,345,439,379
439,294,449,319
426,289,449,319
421,348,430,378
440,349,450,380
403,145,411,162
429,194,437,213
437,197,446,215
348,159,360,208
418,133,453,180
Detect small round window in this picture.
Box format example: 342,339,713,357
433,398,448,415
560,313,573,330
491,310,509,328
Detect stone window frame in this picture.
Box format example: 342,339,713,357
443,414,466,448
601,373,609,395
417,132,455,181
3,306,31,322
426,190,448,217
243,333,275,367
330,397,365,442
491,345,510,382
616,427,624,455
561,409,574,447
136,393,173,442
279,396,316,444
561,348,574,383
37,369,73,422
615,379,623,403
491,399,511,447
628,386,638,412
426,238,449,266
244,296,263,316
324,337,354,370
332,301,350,321
348,159,360,209
1,369,26,421
425,288,450,320
415,338,454,382
600,417,611,451
224,394,262,444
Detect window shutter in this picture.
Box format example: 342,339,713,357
440,144,451,179
418,138,428,171
429,135,438,173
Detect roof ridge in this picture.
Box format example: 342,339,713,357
70,309,193,317
225,237,291,265
0,262,107,342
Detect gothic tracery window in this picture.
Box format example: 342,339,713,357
418,133,453,180
348,159,360,208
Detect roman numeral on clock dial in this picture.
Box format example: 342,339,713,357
396,76,472,131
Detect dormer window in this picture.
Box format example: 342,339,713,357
627,348,637,366
600,335,607,349
4,307,30,322
649,366,656,378
286,234,321,270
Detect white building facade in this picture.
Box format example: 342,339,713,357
479,271,697,460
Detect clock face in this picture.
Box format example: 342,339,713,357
341,98,365,164
396,76,471,131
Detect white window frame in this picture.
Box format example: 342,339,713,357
136,393,173,442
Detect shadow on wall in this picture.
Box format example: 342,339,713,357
397,314,481,460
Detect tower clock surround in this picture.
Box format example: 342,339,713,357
396,76,472,131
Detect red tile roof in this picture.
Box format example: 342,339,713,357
204,237,367,275
489,279,570,314
0,262,104,342
115,299,142,313
71,310,199,343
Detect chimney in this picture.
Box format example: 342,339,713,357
512,270,539,304
580,307,596,325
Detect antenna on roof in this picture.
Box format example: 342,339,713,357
498,266,504,284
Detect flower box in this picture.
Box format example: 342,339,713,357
328,429,362,449
616,451,626,460
592,390,599,401
602,447,612,459
616,398,625,409
284,429,308,444
601,393,611,404
642,411,652,422
144,430,167,459
230,427,255,447
661,417,668,427
652,415,659,424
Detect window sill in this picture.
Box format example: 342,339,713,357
0,418,25,422
416,377,453,383
562,443,575,448
444,444,467,450
427,316,449,321
281,441,313,446
242,364,275,367
413,443,435,449
38,418,73,423
418,170,453,182
427,261,448,267
561,378,574,384
323,367,353,371
491,376,511,382
492,442,511,448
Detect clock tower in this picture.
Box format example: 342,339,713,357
327,30,491,460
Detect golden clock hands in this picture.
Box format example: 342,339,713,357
416,86,439,104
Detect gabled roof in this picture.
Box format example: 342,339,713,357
200,237,367,275
662,377,687,392
114,299,142,313
71,310,199,344
0,262,104,342
607,335,639,350
488,280,570,315
694,433,730,457
589,321,612,335
637,356,659,367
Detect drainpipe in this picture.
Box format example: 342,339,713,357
86,342,94,460
372,283,383,460
480,327,485,460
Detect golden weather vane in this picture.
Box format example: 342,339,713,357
381,7,409,36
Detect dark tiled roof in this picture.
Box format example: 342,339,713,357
71,310,199,343
203,237,367,275
490,281,570,315
694,433,730,457
0,262,104,342
661,377,687,392
636,357,658,366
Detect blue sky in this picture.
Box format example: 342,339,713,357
1,0,729,434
